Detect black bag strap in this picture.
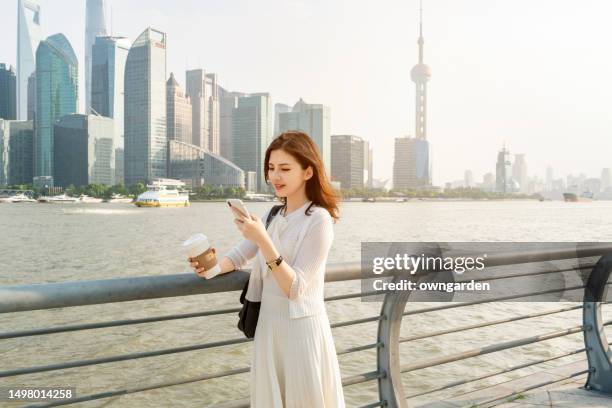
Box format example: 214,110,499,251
265,204,284,229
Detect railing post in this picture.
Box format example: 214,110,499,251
374,243,450,407
583,254,612,393
377,273,410,408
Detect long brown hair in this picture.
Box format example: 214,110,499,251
265,131,340,222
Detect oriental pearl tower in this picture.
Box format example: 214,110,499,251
411,1,431,140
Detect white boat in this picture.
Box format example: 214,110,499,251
135,179,190,208
244,193,276,202
106,194,133,203
78,194,104,203
8,193,36,203
47,194,79,203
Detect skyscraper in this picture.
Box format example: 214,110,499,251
278,98,331,178
166,73,192,144
186,69,220,153
231,93,272,192
124,28,167,186
218,86,246,161
392,136,432,190
0,119,34,186
207,73,220,154
495,146,512,193
364,141,373,188
91,36,130,184
0,119,10,185
482,173,495,192
512,153,528,193
34,34,79,186
53,114,115,187
27,72,36,121
545,166,554,192
601,168,611,192
91,37,129,118
331,134,365,189
0,64,17,120
85,0,108,113
274,103,291,136
17,0,42,120
464,169,474,188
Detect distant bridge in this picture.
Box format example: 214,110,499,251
0,189,34,197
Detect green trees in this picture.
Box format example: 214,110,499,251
45,183,142,199
339,187,539,200
128,183,147,197
1,182,538,201
339,187,386,199
190,185,246,200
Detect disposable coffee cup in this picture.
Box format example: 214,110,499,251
183,233,221,279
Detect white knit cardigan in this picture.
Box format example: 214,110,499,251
223,201,334,319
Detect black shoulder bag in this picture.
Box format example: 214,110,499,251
237,204,284,338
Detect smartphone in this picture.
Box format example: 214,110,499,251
227,199,250,218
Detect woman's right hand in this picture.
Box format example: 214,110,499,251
189,257,208,278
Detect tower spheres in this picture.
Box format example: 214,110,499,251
393,4,433,190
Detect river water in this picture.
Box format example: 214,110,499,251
1,200,611,407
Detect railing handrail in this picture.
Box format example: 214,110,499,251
0,262,366,313
4,243,612,314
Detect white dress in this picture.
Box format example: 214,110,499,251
224,201,346,408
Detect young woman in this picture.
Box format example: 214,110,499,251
190,131,345,407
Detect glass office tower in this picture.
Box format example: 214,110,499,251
124,28,167,186
53,114,115,187
231,93,272,193
91,36,130,184
17,0,42,120
0,64,17,120
84,0,108,113
34,34,79,186
0,120,34,186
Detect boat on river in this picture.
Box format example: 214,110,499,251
38,194,79,203
134,179,189,208
7,193,36,203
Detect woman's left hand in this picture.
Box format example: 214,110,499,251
234,212,269,245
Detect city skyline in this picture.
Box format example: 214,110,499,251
1,0,612,186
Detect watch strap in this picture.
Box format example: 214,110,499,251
266,255,284,271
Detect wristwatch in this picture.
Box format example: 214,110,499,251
266,255,284,272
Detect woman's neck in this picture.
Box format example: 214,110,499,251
284,192,310,216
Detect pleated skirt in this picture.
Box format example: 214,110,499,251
250,292,346,408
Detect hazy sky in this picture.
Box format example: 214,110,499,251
1,0,611,186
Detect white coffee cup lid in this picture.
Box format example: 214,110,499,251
183,233,210,257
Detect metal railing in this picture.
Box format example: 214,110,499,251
1,245,612,407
